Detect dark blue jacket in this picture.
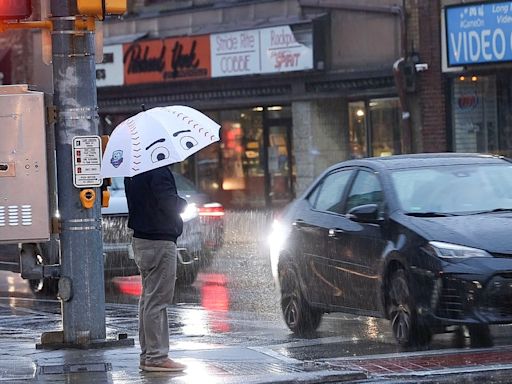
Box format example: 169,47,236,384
124,167,187,243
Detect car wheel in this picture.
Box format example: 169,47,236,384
468,324,493,348
279,266,322,335
387,268,431,347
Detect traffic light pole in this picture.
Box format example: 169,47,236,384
49,0,105,344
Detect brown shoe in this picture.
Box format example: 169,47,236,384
143,358,186,372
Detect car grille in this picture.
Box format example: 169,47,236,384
480,275,512,319
435,276,466,320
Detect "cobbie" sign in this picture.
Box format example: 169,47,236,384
210,25,313,77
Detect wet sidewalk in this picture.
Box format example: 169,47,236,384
0,307,365,384
326,345,512,380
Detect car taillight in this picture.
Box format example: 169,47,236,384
199,202,225,217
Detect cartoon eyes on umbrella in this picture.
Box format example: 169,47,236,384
180,136,198,150
150,147,170,163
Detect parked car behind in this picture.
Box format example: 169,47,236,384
0,172,224,294
269,153,512,347
102,173,224,285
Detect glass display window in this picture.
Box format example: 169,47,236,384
452,75,498,154
348,97,403,158
194,106,293,209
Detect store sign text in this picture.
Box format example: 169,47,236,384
211,25,313,77
124,44,166,74
123,36,211,84
446,1,512,66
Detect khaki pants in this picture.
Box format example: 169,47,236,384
132,237,177,363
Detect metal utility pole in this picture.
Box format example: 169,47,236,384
50,0,105,343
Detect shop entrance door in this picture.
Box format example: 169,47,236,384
263,116,294,209
348,98,403,158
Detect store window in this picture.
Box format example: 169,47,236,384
370,98,402,157
195,106,293,210
348,97,403,158
452,75,498,154
348,101,367,158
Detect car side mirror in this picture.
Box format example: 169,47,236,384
347,203,382,223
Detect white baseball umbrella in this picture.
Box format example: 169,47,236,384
101,105,220,178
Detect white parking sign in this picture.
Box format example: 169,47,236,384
72,136,102,188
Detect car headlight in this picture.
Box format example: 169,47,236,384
268,219,288,282
428,241,492,259
181,203,199,221
268,219,287,251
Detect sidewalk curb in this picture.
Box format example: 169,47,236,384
254,369,367,384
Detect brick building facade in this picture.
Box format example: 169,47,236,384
416,0,447,153
8,0,502,209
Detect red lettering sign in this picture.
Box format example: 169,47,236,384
123,36,211,85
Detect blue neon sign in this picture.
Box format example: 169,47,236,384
445,1,512,66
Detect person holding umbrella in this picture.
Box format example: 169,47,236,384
101,105,221,372
125,165,187,372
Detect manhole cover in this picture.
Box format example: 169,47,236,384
208,361,304,375
39,362,112,375
0,359,36,381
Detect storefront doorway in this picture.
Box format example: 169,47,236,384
265,114,294,208
194,106,294,210
348,97,403,158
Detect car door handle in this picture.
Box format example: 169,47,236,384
328,228,345,237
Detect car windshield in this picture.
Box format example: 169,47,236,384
391,163,512,214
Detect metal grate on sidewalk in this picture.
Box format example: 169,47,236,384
207,361,304,376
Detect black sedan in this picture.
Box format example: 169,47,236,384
268,153,512,347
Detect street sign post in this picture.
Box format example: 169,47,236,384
49,0,106,345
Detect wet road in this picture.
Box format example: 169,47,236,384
2,212,512,364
